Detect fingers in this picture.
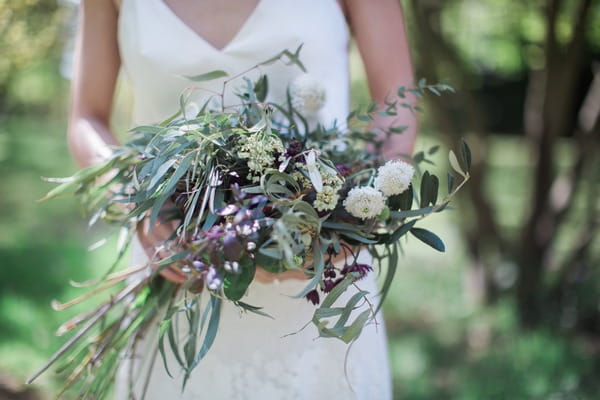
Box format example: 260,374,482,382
136,217,188,285
159,266,187,284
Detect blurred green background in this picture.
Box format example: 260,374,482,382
1,0,599,399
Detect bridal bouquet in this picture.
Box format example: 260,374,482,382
28,49,470,397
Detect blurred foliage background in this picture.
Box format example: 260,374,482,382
0,0,599,399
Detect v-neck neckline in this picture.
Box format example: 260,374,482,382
156,0,265,53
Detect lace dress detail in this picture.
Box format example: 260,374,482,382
115,0,392,398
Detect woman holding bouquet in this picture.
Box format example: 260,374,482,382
68,0,417,398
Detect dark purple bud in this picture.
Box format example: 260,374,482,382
341,263,373,280
305,289,320,306
336,164,351,177
324,268,337,279
323,279,337,293
262,205,274,217
317,210,330,218
286,140,304,157
223,232,243,261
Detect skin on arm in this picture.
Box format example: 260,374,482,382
345,0,418,159
67,0,121,168
68,0,185,283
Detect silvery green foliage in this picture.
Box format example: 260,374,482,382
31,47,468,398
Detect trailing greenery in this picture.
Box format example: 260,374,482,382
28,49,467,397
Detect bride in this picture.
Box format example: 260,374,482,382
68,0,417,398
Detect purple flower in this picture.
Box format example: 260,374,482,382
192,260,207,272
305,289,320,305
206,267,223,291
341,263,373,280
223,232,243,261
286,140,304,158
324,268,337,279
323,279,343,293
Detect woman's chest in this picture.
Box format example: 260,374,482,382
118,0,348,68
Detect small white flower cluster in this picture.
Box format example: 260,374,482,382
314,173,343,211
374,160,415,196
237,133,285,182
344,160,414,220
343,187,387,220
292,162,343,212
290,73,326,117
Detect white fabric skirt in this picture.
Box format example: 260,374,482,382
115,238,392,400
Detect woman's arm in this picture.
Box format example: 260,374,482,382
345,0,418,159
68,0,121,168
69,0,187,284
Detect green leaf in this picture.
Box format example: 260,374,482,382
223,259,256,301
341,309,371,343
376,244,398,314
449,150,466,177
413,151,425,165
460,138,472,172
388,184,413,211
389,205,434,220
428,145,440,155
387,220,417,244
185,296,221,386
149,151,195,229
255,75,268,102
419,171,439,207
294,240,325,299
389,125,408,134
259,44,307,72
148,159,177,190
410,227,445,252
339,231,378,244
185,70,229,82
235,301,274,319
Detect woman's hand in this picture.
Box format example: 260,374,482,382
137,201,353,285
136,205,188,285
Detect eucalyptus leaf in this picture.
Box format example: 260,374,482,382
410,227,445,252
460,138,472,172
223,259,255,301
185,70,229,82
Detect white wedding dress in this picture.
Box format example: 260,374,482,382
115,0,392,399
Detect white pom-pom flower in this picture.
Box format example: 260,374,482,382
290,73,326,116
374,160,415,196
343,186,386,220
